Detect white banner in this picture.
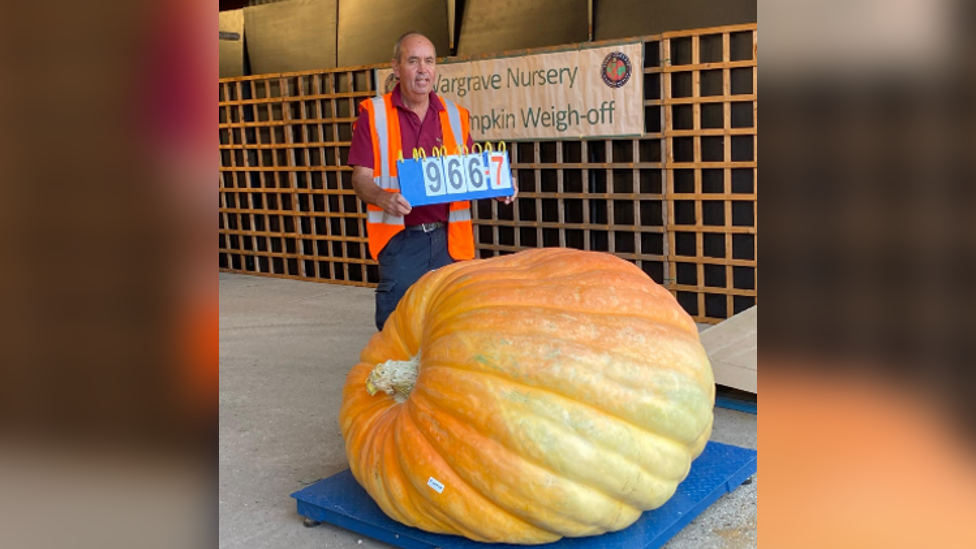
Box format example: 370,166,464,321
376,43,644,141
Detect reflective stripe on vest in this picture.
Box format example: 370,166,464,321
364,93,474,261
441,99,464,153
369,96,399,191
449,207,472,223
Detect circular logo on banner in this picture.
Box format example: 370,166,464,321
384,74,398,94
601,52,633,89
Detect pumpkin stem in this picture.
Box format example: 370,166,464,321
365,354,420,403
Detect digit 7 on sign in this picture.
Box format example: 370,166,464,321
486,151,512,191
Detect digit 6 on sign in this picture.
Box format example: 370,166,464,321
446,156,467,195
467,154,485,190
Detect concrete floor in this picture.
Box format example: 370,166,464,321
219,273,757,549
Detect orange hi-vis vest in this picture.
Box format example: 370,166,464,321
360,93,475,261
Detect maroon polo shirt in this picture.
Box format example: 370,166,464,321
348,85,474,226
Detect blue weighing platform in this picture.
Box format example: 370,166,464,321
292,441,756,549
715,396,757,415
714,386,757,415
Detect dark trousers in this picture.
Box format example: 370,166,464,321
375,226,453,331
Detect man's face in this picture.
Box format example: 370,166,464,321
392,35,436,104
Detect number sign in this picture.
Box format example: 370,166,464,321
399,151,514,207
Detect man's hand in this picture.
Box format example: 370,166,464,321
379,191,412,217
495,173,519,205
352,165,412,217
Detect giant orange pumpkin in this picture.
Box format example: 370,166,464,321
339,248,715,544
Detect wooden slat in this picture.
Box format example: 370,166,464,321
671,284,756,297
218,249,374,266
218,91,374,107
219,117,358,129
220,187,358,195
220,207,364,219
664,60,756,72
219,228,368,244
219,267,374,288
668,128,756,137
219,141,351,150
661,23,757,39
665,94,757,105
474,220,667,233
220,166,353,172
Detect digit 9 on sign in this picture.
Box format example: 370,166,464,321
426,162,442,193
420,154,447,199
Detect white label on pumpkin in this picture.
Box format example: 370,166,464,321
427,477,445,493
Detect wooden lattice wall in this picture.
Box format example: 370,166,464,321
219,69,378,284
219,23,757,323
662,25,758,320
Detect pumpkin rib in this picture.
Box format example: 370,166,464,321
379,411,436,528
418,362,692,490
356,404,412,524
419,335,711,446
416,359,690,487
341,366,432,529
421,310,697,373
424,294,697,348
407,403,587,537
434,249,567,281
428,264,654,296
347,383,562,541
381,262,474,357
345,399,462,535
461,250,655,283
347,361,586,538
688,415,713,459
409,407,633,539
341,365,404,448
442,263,664,290
441,321,712,410
423,255,674,319
423,304,707,385
426,296,693,332
513,400,688,505
341,370,393,453
389,414,464,535
427,316,714,394
414,358,700,452
494,248,632,278
418,377,678,513
411,389,637,537
426,270,683,324
403,398,567,541
391,409,482,537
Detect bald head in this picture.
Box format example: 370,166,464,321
393,31,435,63
391,32,437,107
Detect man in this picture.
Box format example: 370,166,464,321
348,31,517,331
